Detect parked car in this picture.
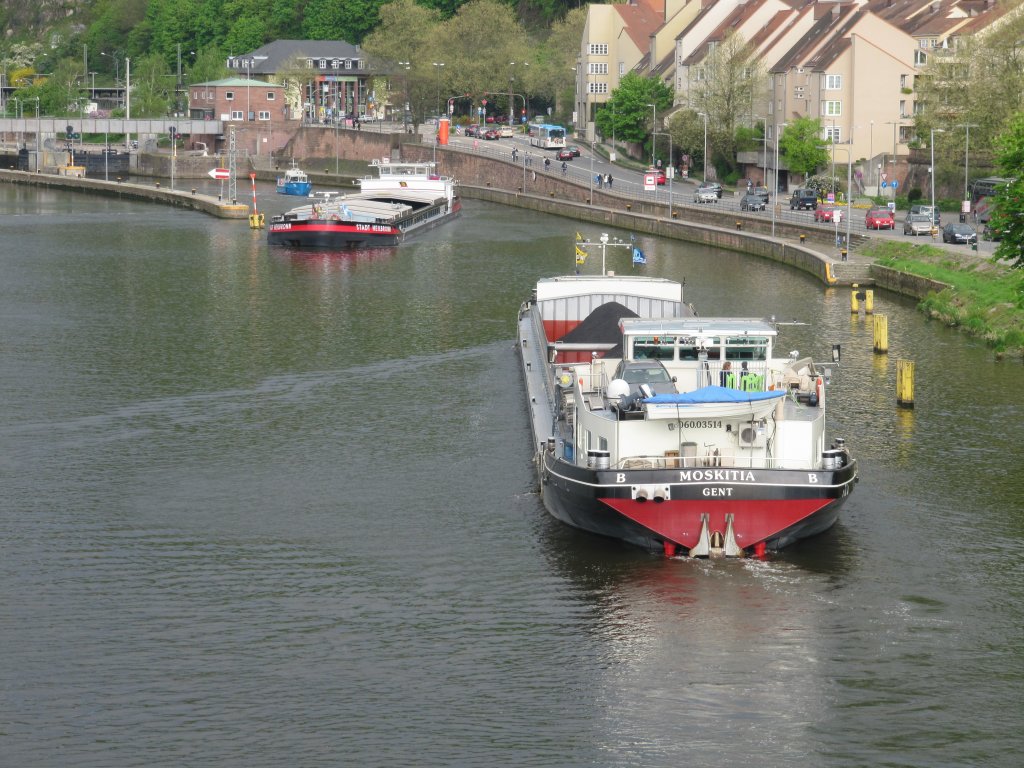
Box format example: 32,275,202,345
903,213,933,236
941,222,978,244
647,167,667,185
739,193,766,211
865,208,895,230
483,129,500,140
694,187,719,204
567,145,581,157
697,181,723,198
789,188,818,210
556,148,575,161
498,126,515,138
749,185,770,203
464,124,480,137
814,206,841,222
910,204,941,225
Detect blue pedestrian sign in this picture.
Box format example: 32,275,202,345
881,181,888,188
892,180,899,189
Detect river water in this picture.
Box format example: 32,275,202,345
1,184,1022,767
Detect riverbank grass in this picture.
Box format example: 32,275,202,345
864,240,1024,357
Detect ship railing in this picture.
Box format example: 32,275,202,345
616,453,812,471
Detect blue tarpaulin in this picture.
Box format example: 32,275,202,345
644,385,785,404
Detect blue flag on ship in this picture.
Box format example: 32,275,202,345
632,247,646,265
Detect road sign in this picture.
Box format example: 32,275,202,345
881,181,888,188
892,180,899,189
881,172,888,181
208,168,230,180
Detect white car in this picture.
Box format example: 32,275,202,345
694,188,718,204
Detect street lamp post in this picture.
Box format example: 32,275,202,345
647,103,657,167
432,62,444,118
885,120,900,202
772,122,788,238
930,127,945,236
956,122,979,216
869,120,874,191
698,112,709,181
826,143,854,256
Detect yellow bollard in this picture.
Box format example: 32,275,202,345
873,314,889,354
850,283,860,313
865,289,874,314
896,359,915,408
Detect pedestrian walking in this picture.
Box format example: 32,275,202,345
561,161,568,176
605,173,612,189
595,173,603,189
512,147,518,163
544,157,551,172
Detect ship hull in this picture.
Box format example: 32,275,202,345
537,450,855,555
267,200,460,248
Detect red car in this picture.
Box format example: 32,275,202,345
556,148,574,161
814,206,841,222
646,167,667,185
483,129,500,140
865,208,895,229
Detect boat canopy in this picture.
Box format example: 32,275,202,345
644,385,785,404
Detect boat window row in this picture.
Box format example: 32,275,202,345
629,335,770,362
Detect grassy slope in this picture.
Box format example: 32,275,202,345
863,240,1024,357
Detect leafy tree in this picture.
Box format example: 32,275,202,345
302,0,384,44
530,6,585,119
665,109,708,177
595,72,672,150
129,53,174,117
687,31,764,177
188,46,231,85
428,0,529,117
361,0,443,127
991,112,1024,269
225,16,269,56
778,116,830,178
913,10,1024,167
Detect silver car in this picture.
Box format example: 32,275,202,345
694,188,719,204
903,213,933,236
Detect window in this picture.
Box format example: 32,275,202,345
823,74,842,90
695,67,705,82
915,50,927,66
588,43,608,56
619,62,625,76
225,91,234,101
258,111,270,120
824,126,841,143
589,63,608,75
823,100,842,116
899,99,907,117
345,60,353,69
900,74,908,88
319,59,327,68
587,82,608,94
266,92,275,101
230,110,243,120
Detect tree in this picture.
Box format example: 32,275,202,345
666,110,708,176
595,73,672,150
687,31,764,178
991,112,1024,269
778,116,830,179
361,0,444,128
428,0,529,116
128,53,174,117
302,0,385,44
531,7,586,120
913,9,1024,167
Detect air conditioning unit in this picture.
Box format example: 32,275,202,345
738,422,767,448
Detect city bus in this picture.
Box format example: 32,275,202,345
969,176,1013,224
528,123,567,149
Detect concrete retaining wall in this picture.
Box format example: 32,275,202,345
869,264,950,299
